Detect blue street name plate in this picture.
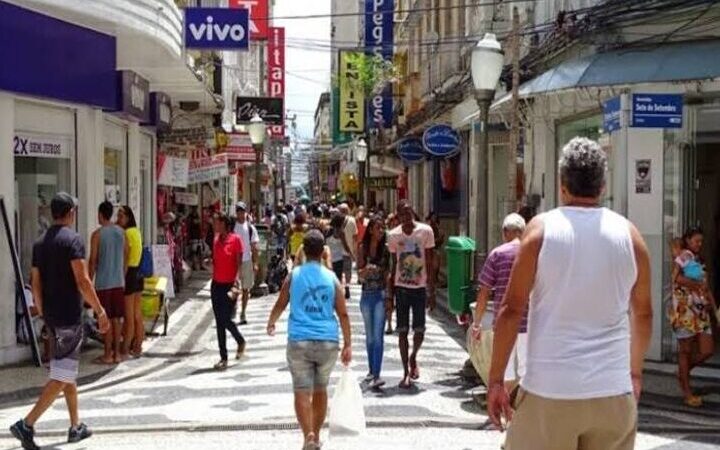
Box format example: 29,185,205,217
603,96,621,132
631,93,683,128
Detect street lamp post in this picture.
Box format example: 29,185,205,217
471,33,504,267
356,138,368,206
248,114,266,220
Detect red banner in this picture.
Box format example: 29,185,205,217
229,0,268,40
268,26,285,137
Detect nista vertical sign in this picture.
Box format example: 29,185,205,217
338,51,364,133
229,0,268,40
267,27,285,137
365,0,393,129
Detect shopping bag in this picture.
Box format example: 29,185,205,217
467,327,494,386
328,367,366,437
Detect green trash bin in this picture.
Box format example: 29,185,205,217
251,224,270,296
445,236,476,315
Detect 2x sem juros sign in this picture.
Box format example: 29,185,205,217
397,137,425,165
422,125,461,157
185,8,249,50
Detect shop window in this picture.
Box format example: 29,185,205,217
104,148,124,206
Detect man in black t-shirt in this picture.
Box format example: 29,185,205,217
10,192,109,450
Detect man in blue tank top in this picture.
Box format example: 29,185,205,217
267,229,352,450
89,201,127,364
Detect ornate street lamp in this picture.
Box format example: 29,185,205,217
471,33,504,262
248,113,266,220
355,138,368,205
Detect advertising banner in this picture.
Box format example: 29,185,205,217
188,153,229,184
236,96,284,125
338,51,364,132
174,192,199,206
185,8,249,50
229,0,268,40
365,0,393,128
156,154,189,188
267,27,285,137
13,132,71,159
225,133,256,162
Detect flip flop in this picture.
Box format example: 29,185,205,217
92,356,115,365
398,376,413,389
409,360,420,380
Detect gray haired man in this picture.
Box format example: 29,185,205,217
487,137,652,450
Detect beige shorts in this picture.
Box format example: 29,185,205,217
505,389,637,450
239,262,255,290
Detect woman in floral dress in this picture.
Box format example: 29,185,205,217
670,227,717,407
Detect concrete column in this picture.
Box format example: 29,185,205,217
0,93,21,364
76,107,104,244
468,120,478,242
127,122,141,221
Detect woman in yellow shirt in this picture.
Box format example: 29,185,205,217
117,205,144,358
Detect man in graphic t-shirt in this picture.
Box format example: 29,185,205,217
387,200,436,389
10,192,109,450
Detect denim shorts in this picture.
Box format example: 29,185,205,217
395,287,427,333
287,340,339,391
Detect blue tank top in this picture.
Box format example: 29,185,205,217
288,261,339,342
95,225,125,290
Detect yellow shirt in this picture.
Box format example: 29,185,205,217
126,227,143,267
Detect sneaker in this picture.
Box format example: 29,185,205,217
239,314,248,325
67,422,92,443
236,341,246,360
214,360,228,371
363,373,374,383
369,377,386,389
10,419,39,450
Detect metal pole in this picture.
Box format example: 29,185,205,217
254,142,262,220
475,89,494,272
358,160,366,205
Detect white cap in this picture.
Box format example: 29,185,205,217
502,213,526,232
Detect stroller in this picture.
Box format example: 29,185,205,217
266,248,289,293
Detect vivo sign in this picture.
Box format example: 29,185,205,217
185,8,249,50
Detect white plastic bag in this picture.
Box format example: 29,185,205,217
467,327,494,386
329,367,366,437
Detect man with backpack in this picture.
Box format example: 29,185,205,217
272,205,289,259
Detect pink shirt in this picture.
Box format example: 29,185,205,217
387,222,435,289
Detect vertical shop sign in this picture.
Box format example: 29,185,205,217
365,0,393,128
338,51,365,132
228,0,268,40
267,27,285,137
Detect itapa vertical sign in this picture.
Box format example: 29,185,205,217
268,27,285,137
365,0,394,129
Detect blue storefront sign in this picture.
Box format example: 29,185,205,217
397,137,425,164
422,125,461,157
603,96,621,133
0,1,116,108
114,71,150,122
631,93,683,128
144,92,172,131
185,8,249,50
365,0,393,128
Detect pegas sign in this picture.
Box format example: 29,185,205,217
397,137,425,164
185,8,249,50
365,0,393,128
423,125,461,157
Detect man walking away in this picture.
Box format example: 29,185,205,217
10,192,110,450
88,201,127,364
211,212,246,370
266,230,352,450
272,204,289,259
471,213,527,392
487,137,653,450
338,203,357,299
234,202,259,325
387,200,436,389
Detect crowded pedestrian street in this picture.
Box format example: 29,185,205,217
0,272,719,449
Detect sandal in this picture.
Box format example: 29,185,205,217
92,356,116,365
684,395,703,407
398,376,413,389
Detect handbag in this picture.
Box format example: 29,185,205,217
467,327,494,386
50,324,84,360
329,367,366,437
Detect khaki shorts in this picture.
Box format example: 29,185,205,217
239,262,254,290
505,389,637,450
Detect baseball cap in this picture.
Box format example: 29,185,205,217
235,201,247,212
50,192,78,219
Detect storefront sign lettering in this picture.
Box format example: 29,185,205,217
267,27,285,137
174,192,199,206
185,8,249,50
338,51,365,132
229,0,269,39
225,133,256,162
13,132,70,159
116,70,150,122
603,96,621,133
631,93,683,128
236,96,284,125
364,0,393,128
157,155,189,188
366,176,396,190
188,153,229,184
397,137,425,164
422,125,461,157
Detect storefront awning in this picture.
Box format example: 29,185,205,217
493,40,720,108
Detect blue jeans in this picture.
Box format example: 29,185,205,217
360,289,385,378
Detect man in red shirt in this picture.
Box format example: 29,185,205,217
211,212,246,370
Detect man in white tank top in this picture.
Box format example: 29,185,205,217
487,137,653,450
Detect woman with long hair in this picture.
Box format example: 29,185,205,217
670,227,718,407
357,215,390,389
116,205,144,359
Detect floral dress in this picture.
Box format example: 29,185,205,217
670,250,712,339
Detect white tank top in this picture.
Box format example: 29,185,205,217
522,207,637,399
